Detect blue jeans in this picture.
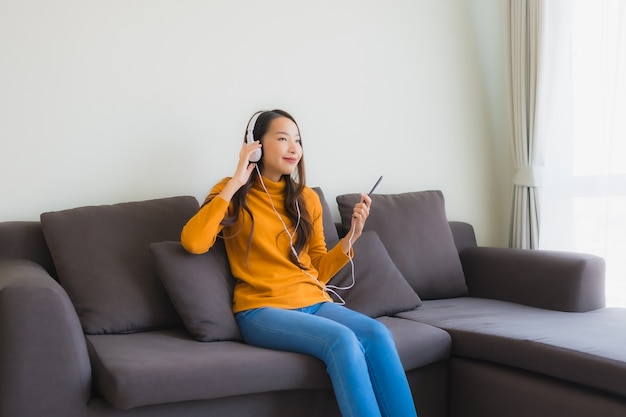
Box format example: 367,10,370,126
235,302,418,417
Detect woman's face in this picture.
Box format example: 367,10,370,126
259,117,302,181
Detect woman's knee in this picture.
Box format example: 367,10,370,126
326,327,364,360
328,319,393,357
359,319,395,349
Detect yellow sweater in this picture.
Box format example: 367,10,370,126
181,176,351,313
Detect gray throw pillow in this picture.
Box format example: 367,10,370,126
40,196,199,334
336,191,467,300
328,231,421,317
149,239,241,342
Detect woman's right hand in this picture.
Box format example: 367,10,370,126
220,141,262,201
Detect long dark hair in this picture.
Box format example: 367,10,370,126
216,109,313,267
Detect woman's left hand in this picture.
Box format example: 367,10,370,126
341,193,371,255
349,193,371,240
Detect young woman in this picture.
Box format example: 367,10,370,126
181,110,418,417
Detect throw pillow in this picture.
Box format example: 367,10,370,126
336,190,467,300
327,231,421,317
149,239,241,342
40,196,199,334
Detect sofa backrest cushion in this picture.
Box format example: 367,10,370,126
327,231,421,317
312,187,340,248
40,196,199,334
336,190,467,300
149,239,241,342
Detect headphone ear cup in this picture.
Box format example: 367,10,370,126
249,147,262,162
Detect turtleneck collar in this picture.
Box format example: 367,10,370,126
254,174,287,196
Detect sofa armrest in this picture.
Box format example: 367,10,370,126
460,247,606,312
449,221,477,253
0,259,91,417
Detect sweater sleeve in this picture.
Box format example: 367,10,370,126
306,189,351,284
180,178,231,254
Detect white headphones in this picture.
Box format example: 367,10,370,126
246,111,264,163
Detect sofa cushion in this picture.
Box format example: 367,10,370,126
86,320,450,410
327,231,421,317
86,329,331,410
40,196,199,334
312,187,340,248
376,316,451,370
149,239,241,342
397,297,626,399
337,190,467,299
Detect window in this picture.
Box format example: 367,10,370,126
539,0,626,307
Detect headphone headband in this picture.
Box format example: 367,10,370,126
246,111,265,144
246,111,266,162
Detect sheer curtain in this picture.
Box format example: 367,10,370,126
539,0,626,307
507,0,543,250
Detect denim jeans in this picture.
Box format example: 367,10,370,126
235,302,418,417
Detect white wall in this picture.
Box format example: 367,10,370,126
0,0,510,246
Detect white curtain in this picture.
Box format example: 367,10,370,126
507,0,544,249
539,0,626,307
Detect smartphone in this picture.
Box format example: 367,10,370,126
368,175,383,196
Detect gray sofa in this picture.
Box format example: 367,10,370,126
1,189,625,417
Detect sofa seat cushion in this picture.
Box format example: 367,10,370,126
87,329,331,410
86,318,451,410
377,316,451,370
396,298,626,399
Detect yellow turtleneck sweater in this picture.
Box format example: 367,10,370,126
181,176,351,313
